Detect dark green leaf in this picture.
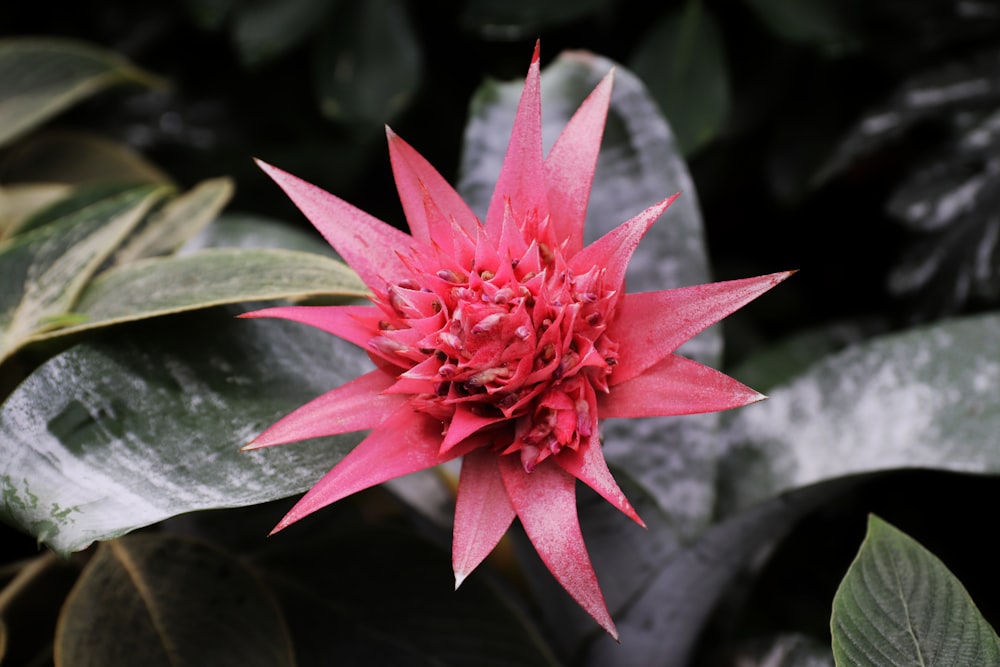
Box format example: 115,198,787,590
831,515,1000,667
460,0,612,38
0,38,162,148
719,314,1000,515
0,131,171,186
0,307,369,554
740,0,861,56
0,553,81,667
259,526,560,666
0,184,168,363
183,0,235,30
313,0,421,126
232,0,338,67
56,534,295,667
630,1,731,156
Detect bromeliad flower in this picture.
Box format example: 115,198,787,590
243,45,790,638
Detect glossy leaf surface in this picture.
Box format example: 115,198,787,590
0,308,370,554
55,534,295,667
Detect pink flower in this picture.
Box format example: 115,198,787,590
243,45,790,639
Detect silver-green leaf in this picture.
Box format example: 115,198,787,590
0,38,162,148
0,184,169,362
720,314,1000,514
0,308,369,554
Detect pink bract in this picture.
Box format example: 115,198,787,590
242,44,790,639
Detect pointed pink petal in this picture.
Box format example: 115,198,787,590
439,405,505,454
485,44,549,240
240,305,380,350
256,159,414,287
599,354,765,418
386,127,480,251
498,456,618,639
544,69,613,257
271,405,454,533
569,195,678,289
245,370,403,449
555,432,644,527
609,271,795,385
453,449,516,588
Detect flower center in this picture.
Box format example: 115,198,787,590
368,239,619,470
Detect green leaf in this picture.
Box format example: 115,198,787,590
181,213,340,256
0,183,72,240
113,177,234,264
258,525,560,666
460,0,612,38
40,247,366,338
56,534,295,667
183,0,235,30
232,0,337,67
313,0,422,126
0,553,82,667
0,38,162,149
729,320,885,394
0,184,168,363
630,1,731,156
0,307,368,554
0,131,171,186
831,515,1000,667
719,314,1000,514
741,0,861,56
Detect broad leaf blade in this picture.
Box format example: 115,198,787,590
831,515,1000,667
259,526,561,666
740,0,861,56
0,131,171,186
56,534,295,667
0,307,370,554
630,2,731,156
313,0,421,126
0,184,168,362
38,247,367,339
0,38,161,148
720,313,1000,515
180,213,340,256
232,0,336,67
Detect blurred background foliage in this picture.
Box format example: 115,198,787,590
9,0,1000,343
6,0,1000,665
